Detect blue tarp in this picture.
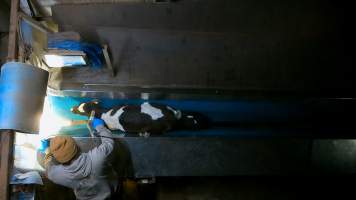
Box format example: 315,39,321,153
48,40,104,68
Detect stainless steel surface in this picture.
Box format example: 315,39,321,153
0,62,49,133
87,110,96,137
47,85,246,100
47,85,356,102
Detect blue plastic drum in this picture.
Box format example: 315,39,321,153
0,62,48,134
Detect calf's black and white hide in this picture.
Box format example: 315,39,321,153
71,101,208,136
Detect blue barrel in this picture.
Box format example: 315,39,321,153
0,62,49,134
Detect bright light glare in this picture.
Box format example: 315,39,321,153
44,55,86,67
39,97,71,139
14,132,44,171
15,97,72,171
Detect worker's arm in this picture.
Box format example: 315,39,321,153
45,154,77,189
88,119,115,175
89,123,115,175
93,124,115,157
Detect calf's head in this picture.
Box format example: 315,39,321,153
71,101,100,117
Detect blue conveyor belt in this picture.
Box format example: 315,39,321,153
47,95,356,138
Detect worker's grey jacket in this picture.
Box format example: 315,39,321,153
46,125,116,200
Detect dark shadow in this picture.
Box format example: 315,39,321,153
111,139,135,178
112,36,132,76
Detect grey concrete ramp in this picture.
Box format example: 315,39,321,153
49,1,355,97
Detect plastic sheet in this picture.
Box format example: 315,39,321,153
48,40,104,68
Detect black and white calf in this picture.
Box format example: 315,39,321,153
71,101,208,136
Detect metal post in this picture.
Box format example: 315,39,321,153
1,0,19,199
7,0,19,61
0,131,15,200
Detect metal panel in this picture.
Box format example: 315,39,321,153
0,62,48,133
312,140,356,174
45,137,356,176
75,137,311,177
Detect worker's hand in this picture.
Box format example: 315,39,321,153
92,118,105,129
39,139,50,153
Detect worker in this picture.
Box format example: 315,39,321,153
39,118,118,200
